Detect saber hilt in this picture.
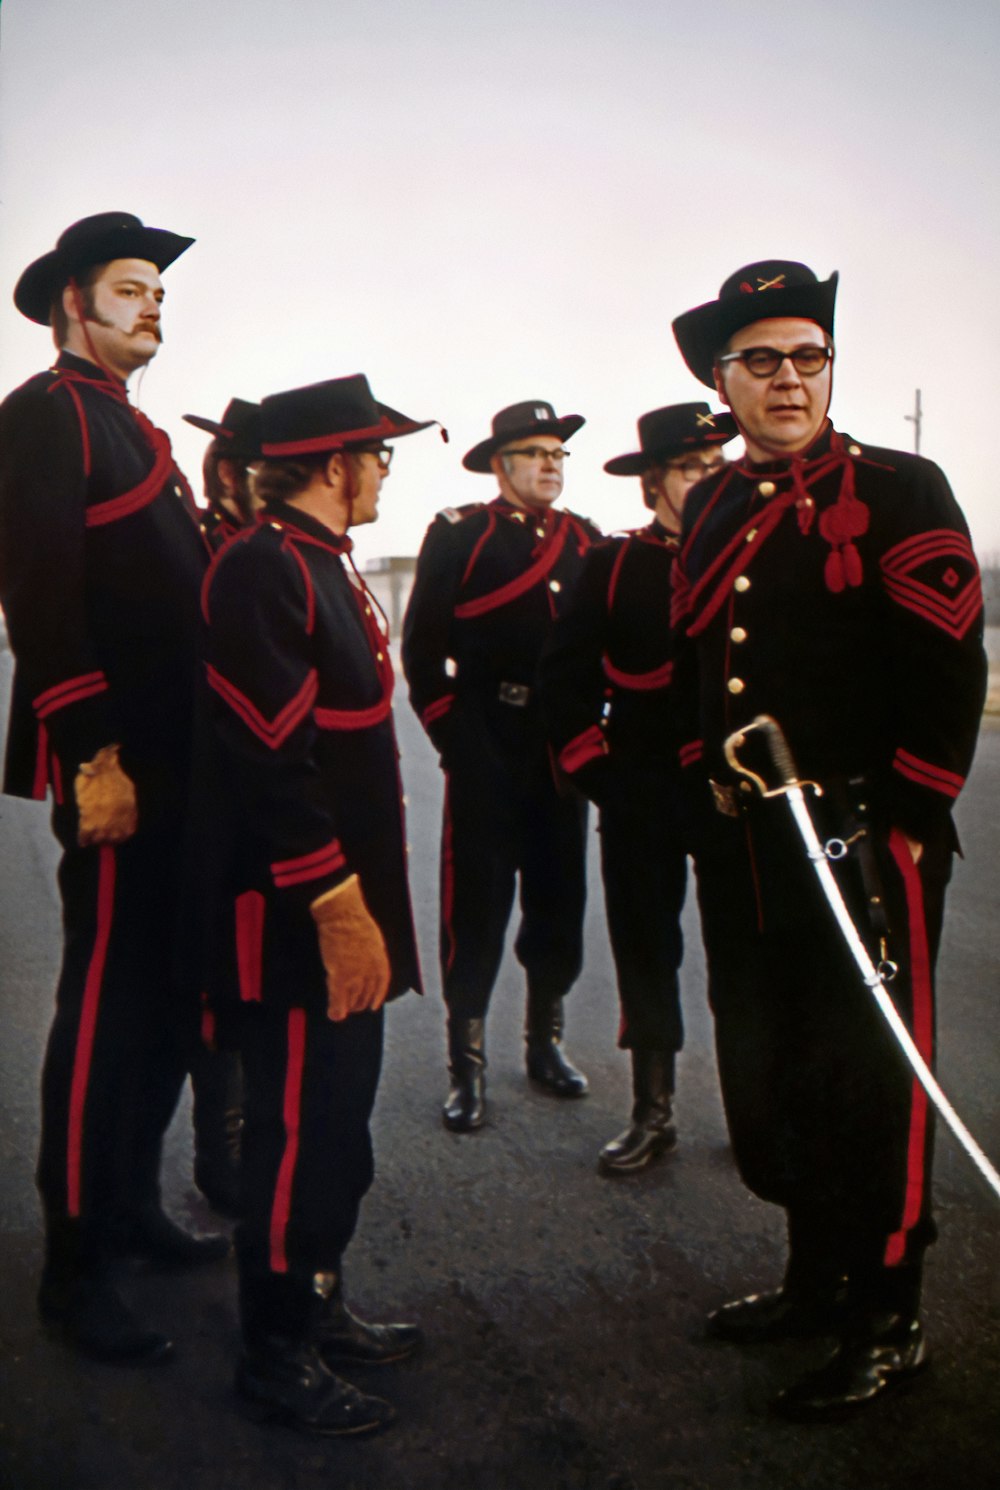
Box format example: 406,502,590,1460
723,714,822,800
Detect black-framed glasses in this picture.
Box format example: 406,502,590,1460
663,456,728,481
348,443,393,468
503,445,570,463
717,345,833,379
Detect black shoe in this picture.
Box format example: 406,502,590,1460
599,1116,677,1173
237,1339,395,1436
39,1273,173,1365
313,1272,422,1367
707,1285,847,1343
526,1039,589,1098
443,1017,487,1131
773,1318,929,1421
599,1050,676,1173
120,1208,231,1269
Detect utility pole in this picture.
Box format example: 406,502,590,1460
904,388,922,454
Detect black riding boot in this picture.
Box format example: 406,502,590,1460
598,1050,676,1174
237,1268,395,1436
525,994,588,1098
313,1267,422,1366
190,1046,243,1218
442,1017,487,1131
38,1213,173,1365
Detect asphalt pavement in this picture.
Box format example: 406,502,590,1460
0,646,997,1490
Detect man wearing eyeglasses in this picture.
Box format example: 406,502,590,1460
403,400,601,1133
670,261,986,1419
539,403,738,1176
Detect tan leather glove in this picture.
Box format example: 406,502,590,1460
310,874,390,1022
74,744,138,847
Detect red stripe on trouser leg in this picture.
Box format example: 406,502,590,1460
883,828,934,1267
269,1008,307,1274
66,846,117,1217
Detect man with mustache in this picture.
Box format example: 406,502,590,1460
0,213,226,1367
670,261,987,1418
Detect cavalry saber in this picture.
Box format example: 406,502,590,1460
723,714,1000,1203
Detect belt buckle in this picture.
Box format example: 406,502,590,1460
709,779,739,818
498,681,531,708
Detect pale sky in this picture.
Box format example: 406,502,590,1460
1,0,998,564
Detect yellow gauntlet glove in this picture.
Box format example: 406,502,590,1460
74,744,138,847
310,874,390,1022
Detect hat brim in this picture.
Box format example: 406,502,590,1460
604,418,739,476
261,406,436,458
673,274,838,388
463,414,585,473
15,226,194,325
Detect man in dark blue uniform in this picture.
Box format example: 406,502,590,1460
201,375,439,1435
670,261,987,1418
402,401,601,1132
540,402,737,1174
184,396,262,551
0,213,226,1366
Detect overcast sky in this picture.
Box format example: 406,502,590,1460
1,0,998,564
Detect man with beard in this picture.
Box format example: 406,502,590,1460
670,260,987,1418
403,401,601,1133
0,212,226,1366
540,402,738,1174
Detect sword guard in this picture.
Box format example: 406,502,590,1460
723,715,823,799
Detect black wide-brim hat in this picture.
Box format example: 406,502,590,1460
463,399,585,473
259,374,439,457
672,260,838,388
183,399,262,462
14,211,195,325
604,402,739,476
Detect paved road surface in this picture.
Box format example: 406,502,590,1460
0,647,997,1490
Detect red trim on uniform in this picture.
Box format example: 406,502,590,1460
679,738,703,767
559,725,608,774
33,671,109,719
269,1007,307,1273
51,754,64,806
262,417,397,456
235,890,265,1001
84,430,176,528
685,492,796,638
441,778,457,975
56,379,93,477
421,694,454,727
607,540,630,612
602,656,674,691
32,723,50,801
66,846,116,1216
454,522,568,619
883,828,935,1267
892,748,964,800
314,694,393,731
271,840,347,889
460,510,497,588
207,664,319,749
670,559,692,630
880,530,982,640
284,539,317,636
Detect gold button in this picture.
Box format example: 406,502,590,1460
734,575,751,593
549,579,562,593
848,444,862,456
536,528,546,539
730,627,747,643
727,677,745,694
365,606,371,615
377,652,384,662
174,484,184,498
739,780,753,795
270,521,282,530
757,481,776,497
513,511,525,522
746,528,758,543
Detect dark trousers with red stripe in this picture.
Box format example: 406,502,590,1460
36,809,193,1257
695,793,951,1299
598,765,692,1053
235,1003,383,1282
439,738,588,1019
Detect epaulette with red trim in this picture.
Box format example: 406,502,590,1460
436,502,486,525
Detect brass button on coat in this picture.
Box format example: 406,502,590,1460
727,677,745,695
734,575,751,592
757,480,776,497
730,627,747,643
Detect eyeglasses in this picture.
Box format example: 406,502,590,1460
348,443,393,468
662,456,728,481
716,345,833,379
503,446,570,463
